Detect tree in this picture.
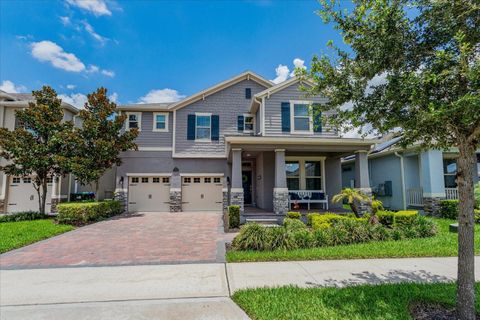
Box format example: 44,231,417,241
70,87,138,198
0,86,76,213
302,1,479,318
331,188,369,218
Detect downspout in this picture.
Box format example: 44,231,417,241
254,96,264,136
395,152,407,210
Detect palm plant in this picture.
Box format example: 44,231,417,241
332,188,370,218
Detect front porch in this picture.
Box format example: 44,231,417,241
225,136,375,219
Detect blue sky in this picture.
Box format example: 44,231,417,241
0,0,345,107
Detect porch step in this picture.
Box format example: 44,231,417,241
245,218,281,226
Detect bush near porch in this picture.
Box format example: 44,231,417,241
231,210,437,252
57,200,122,226
439,199,480,222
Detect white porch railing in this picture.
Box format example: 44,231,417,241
407,188,423,207
445,188,459,200
288,190,329,210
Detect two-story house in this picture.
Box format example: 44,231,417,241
115,71,375,218
0,90,79,213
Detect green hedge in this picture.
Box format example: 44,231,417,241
228,205,240,229
286,211,301,219
440,200,458,220
376,210,419,227
308,213,366,230
57,200,122,225
0,211,48,223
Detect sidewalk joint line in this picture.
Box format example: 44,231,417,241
224,262,232,297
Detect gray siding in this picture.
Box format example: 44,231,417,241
264,82,338,137
369,154,403,210
175,79,267,156
325,157,342,209
131,112,173,148
255,152,275,211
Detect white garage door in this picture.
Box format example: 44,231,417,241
182,176,223,211
7,176,53,213
128,176,170,212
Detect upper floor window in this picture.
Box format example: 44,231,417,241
244,115,254,132
153,112,168,132
238,114,254,133
196,114,211,140
126,112,141,131
292,103,312,132
245,88,252,99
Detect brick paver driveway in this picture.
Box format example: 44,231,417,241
0,212,233,269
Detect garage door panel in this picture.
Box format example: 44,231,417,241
128,176,170,212
182,176,223,211
7,176,52,213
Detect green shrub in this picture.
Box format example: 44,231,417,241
232,223,268,251
377,210,419,227
309,213,349,229
0,211,47,223
265,227,299,250
312,228,332,247
290,229,314,249
475,209,480,223
283,218,306,231
475,182,480,209
228,205,240,229
286,211,301,219
439,200,459,219
57,200,122,225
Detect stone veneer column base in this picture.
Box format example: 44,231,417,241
114,190,128,213
273,189,289,215
230,190,244,215
169,189,182,212
222,190,229,214
0,199,4,213
423,197,444,216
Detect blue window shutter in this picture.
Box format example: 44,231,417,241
313,103,322,133
281,102,290,132
237,115,244,132
245,88,251,99
187,114,196,140
211,115,220,140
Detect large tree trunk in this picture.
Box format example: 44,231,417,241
456,143,477,320
40,181,47,215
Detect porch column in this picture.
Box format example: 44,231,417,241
420,150,445,215
230,148,244,214
354,150,372,215
169,167,182,212
273,149,289,215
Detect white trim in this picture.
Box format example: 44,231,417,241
195,112,212,142
126,112,142,131
274,149,286,152
285,156,326,191
423,192,447,197
254,76,315,99
225,136,376,146
261,97,266,136
242,113,255,133
52,195,68,199
180,173,224,177
274,188,289,192
170,188,181,192
355,150,370,154
152,112,169,132
230,187,244,192
0,172,7,199
172,110,177,157
115,188,127,193
137,147,173,151
290,100,313,134
172,153,227,159
126,173,172,177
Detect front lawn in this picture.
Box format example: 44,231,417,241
233,282,480,320
227,218,479,262
0,219,74,253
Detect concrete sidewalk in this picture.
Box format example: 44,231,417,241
1,257,478,319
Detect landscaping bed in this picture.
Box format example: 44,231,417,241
227,214,480,262
0,219,74,253
232,282,480,320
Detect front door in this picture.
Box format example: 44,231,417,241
242,171,252,205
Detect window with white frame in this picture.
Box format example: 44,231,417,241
126,112,141,131
244,114,254,132
153,113,168,132
291,103,312,132
285,158,325,190
196,114,211,140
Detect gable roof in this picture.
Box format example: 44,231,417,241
0,90,79,114
168,71,273,111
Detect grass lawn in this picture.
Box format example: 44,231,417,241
227,218,479,262
0,219,74,253
233,282,480,320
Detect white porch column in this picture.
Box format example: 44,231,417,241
230,148,244,214
273,149,289,215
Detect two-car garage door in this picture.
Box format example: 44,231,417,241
7,176,53,213
127,175,223,212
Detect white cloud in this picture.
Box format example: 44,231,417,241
0,80,27,93
109,92,118,103
82,20,108,44
59,93,88,109
66,84,76,90
60,16,71,26
138,89,185,104
290,58,306,77
66,0,112,16
101,69,115,77
30,41,85,72
270,64,290,84
86,64,99,73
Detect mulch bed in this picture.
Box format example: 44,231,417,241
410,302,479,320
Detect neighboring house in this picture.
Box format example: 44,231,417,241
0,90,78,213
115,71,375,217
342,136,480,214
